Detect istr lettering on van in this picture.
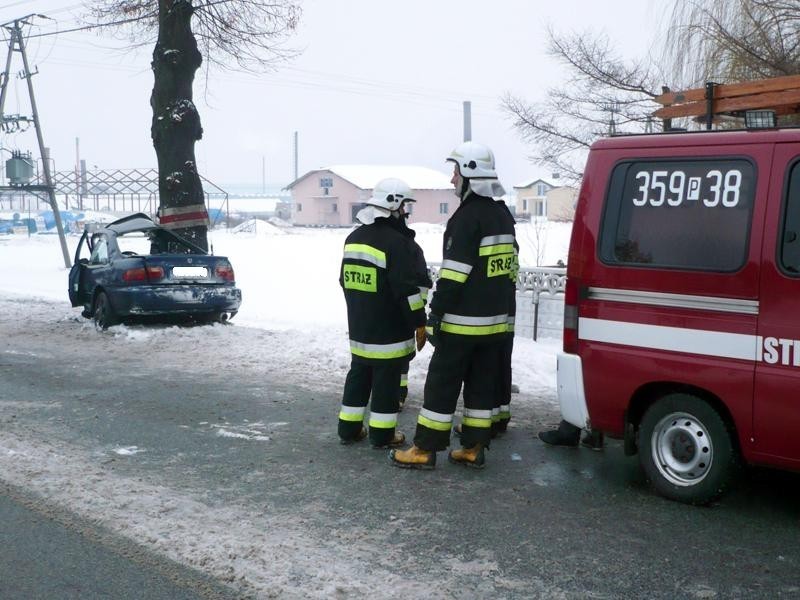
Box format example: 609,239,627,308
757,336,800,366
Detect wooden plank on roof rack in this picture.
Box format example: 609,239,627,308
654,88,800,119
654,75,800,106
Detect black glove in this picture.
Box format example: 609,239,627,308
425,313,442,348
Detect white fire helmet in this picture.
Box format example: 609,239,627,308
446,141,498,179
367,177,415,212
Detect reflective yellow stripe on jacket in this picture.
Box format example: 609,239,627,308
478,234,516,256
439,259,472,283
439,313,508,336
407,292,424,311
343,243,387,268
350,338,415,360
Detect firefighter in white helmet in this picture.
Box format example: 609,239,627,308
338,177,427,448
390,142,517,469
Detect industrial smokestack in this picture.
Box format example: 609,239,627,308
293,131,299,181
463,101,472,142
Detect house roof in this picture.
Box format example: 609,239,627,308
513,178,554,190
285,165,453,191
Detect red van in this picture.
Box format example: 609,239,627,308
558,127,800,504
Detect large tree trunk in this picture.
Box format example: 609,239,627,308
151,0,209,251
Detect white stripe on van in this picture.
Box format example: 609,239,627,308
587,288,759,315
579,318,758,361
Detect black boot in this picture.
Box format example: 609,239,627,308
538,420,580,447
580,430,604,451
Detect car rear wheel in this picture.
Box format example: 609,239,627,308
93,292,118,330
638,393,739,505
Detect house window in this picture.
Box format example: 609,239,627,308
536,183,549,196
535,200,545,216
332,203,338,213
522,199,528,212
320,177,333,188
296,203,302,212
439,203,449,214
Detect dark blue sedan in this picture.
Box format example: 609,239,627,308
68,213,242,329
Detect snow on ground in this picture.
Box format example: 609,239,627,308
0,219,570,596
0,219,570,400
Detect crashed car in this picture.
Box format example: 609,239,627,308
68,213,242,329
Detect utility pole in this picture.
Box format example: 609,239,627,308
75,136,81,210
0,15,70,268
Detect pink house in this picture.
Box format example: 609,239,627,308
286,165,456,226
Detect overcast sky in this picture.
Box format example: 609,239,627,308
1,0,661,191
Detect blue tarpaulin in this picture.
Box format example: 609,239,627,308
39,210,85,230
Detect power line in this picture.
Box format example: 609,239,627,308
25,11,155,38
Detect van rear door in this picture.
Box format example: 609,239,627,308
753,144,800,468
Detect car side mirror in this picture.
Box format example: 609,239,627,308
79,258,89,265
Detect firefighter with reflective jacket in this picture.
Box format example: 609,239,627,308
390,141,516,469
338,178,427,448
396,198,433,411
494,200,518,435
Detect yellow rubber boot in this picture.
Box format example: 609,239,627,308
389,444,436,470
448,444,486,469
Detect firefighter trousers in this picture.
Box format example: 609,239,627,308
493,333,514,434
339,358,403,446
414,334,502,452
400,360,410,402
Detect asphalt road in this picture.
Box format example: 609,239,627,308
1,298,800,598
0,483,236,600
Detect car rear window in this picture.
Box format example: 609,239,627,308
600,158,756,271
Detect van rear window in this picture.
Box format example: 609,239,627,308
600,159,755,271
781,161,800,275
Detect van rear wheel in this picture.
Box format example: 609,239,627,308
639,393,738,505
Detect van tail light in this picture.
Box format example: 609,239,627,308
215,263,235,282
123,266,164,282
563,277,579,354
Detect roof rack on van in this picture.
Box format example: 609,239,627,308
653,74,800,131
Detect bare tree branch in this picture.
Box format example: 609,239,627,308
502,28,663,185
664,0,800,85
85,0,301,72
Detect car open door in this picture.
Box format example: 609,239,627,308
68,230,90,307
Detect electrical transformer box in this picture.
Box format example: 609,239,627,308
6,152,34,185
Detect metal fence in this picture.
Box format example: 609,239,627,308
427,264,566,340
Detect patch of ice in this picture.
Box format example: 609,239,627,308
113,446,145,456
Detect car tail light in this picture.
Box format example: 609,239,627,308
123,267,146,282
123,266,164,282
215,264,235,281
146,266,164,280
563,277,579,354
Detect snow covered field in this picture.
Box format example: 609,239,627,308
0,217,573,597
0,217,572,400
